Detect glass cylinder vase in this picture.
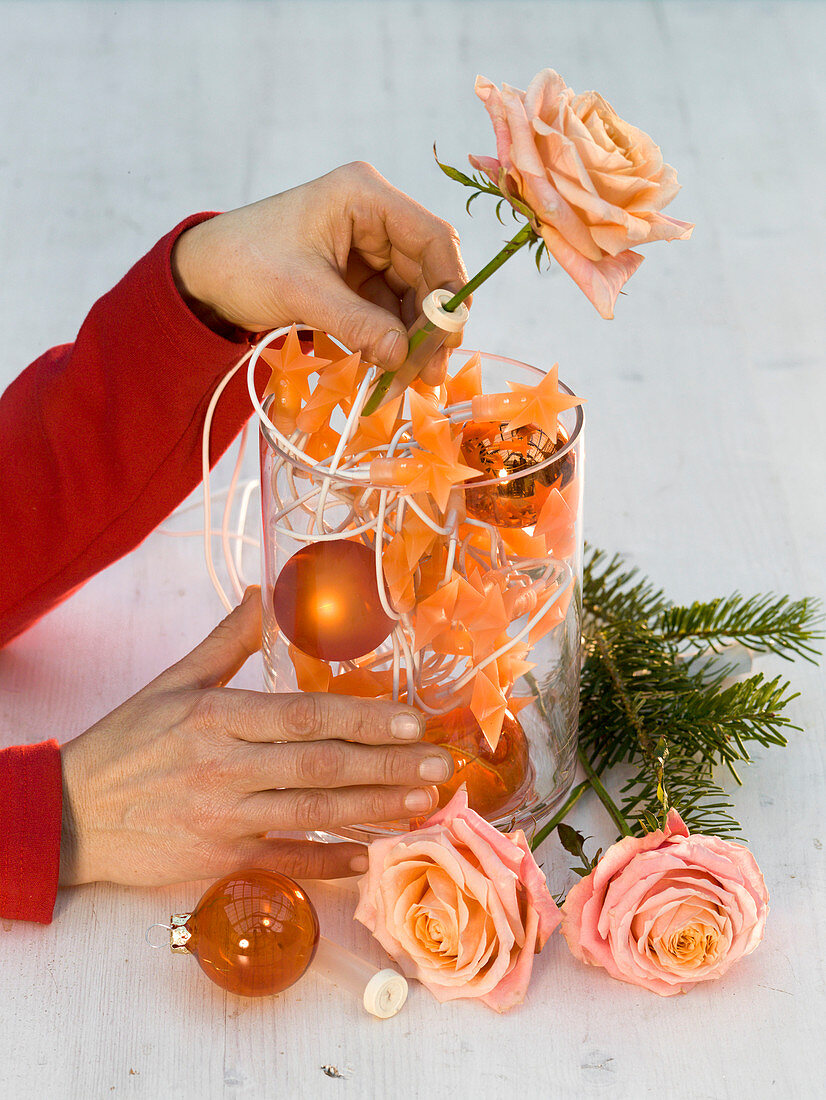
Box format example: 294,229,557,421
258,346,584,842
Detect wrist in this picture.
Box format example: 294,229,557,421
58,736,99,887
171,220,249,342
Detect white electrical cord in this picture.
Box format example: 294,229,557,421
160,328,575,738
200,346,256,612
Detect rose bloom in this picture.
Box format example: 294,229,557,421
469,68,694,319
561,809,768,996
354,788,560,1012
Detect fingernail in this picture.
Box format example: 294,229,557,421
419,756,450,783
349,853,369,874
391,712,423,740
376,329,404,368
241,585,258,604
405,787,434,813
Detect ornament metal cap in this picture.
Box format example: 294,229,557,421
170,913,192,952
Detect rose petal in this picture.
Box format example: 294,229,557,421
539,225,644,318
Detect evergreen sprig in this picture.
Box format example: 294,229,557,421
578,545,823,840
657,593,823,662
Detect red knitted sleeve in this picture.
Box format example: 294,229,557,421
0,741,63,923
0,213,263,922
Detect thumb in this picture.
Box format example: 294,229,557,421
236,838,369,879
160,586,263,691
299,268,408,370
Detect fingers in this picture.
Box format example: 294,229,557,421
345,163,468,294
189,688,427,746
235,738,453,793
297,264,409,370
243,783,439,833
300,163,469,370
159,587,262,691
232,838,369,878
418,347,451,386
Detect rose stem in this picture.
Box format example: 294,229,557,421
362,222,536,415
441,222,535,312
577,744,634,838
529,779,589,851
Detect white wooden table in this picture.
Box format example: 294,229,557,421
2,2,825,1096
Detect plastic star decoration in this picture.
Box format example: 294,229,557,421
503,363,584,436
453,572,510,658
413,578,461,652
261,325,330,404
289,645,332,693
470,661,508,749
345,395,403,457
328,667,398,699
534,486,577,557
527,584,572,646
382,533,416,612
444,352,483,406
495,643,535,693
297,351,364,433
380,446,479,514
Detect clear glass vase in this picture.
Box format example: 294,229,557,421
258,346,584,842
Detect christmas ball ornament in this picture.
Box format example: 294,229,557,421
423,706,534,818
149,869,409,1016
172,869,320,998
273,539,394,662
462,423,575,528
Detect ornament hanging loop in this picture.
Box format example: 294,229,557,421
144,923,174,950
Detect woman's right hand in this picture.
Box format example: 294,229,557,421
58,587,453,888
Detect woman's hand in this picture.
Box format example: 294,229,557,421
58,588,452,888
171,161,468,383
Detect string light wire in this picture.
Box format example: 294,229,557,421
161,328,575,741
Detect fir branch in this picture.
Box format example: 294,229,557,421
579,625,750,837
577,546,819,842
618,745,745,840
582,545,668,631
657,593,824,662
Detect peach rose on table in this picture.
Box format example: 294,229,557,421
560,809,768,996
354,788,560,1012
469,68,694,319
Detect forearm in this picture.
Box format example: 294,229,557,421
0,213,260,648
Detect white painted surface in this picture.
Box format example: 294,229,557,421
1,2,825,1097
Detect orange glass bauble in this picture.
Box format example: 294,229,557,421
423,706,534,818
182,869,320,998
462,423,575,528
273,539,394,661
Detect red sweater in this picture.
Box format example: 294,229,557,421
0,214,259,923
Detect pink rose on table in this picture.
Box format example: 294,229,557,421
561,809,768,996
469,68,694,319
354,788,560,1012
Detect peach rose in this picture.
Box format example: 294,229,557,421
561,809,768,995
469,69,694,319
354,788,560,1012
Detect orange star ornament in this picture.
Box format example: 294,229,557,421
471,363,583,439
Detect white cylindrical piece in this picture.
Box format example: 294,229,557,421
311,936,408,1019
372,290,470,410
421,288,470,332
